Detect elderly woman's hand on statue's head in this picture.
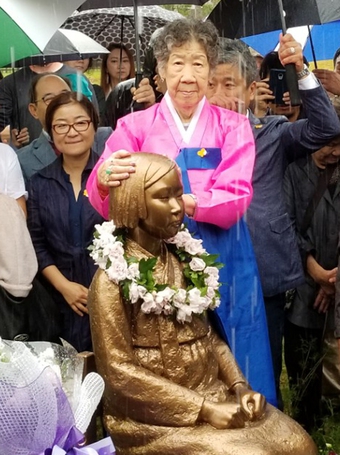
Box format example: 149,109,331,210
97,150,136,194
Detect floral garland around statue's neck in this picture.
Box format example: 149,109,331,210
89,221,222,324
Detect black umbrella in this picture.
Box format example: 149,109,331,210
76,0,209,83
209,0,340,106
64,6,183,82
208,0,340,39
78,0,209,9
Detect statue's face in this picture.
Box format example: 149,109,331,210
139,167,184,240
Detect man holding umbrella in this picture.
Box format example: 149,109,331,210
206,33,340,411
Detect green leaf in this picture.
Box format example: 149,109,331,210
139,257,157,274
122,280,131,300
200,253,220,266
126,256,139,265
156,284,167,291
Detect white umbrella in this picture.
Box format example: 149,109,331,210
0,0,86,67
13,28,109,67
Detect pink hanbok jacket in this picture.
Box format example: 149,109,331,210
87,97,255,225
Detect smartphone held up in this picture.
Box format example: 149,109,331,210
269,69,288,106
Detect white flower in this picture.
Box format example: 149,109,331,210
162,302,174,315
173,288,187,306
155,287,176,306
211,298,221,309
189,257,206,272
205,274,219,289
187,288,201,304
205,266,219,278
206,287,216,299
129,282,140,303
105,241,124,259
185,239,205,256
167,227,190,247
187,288,208,313
89,221,222,323
95,220,116,236
127,263,140,280
106,258,128,283
175,304,193,323
141,293,157,313
90,250,107,269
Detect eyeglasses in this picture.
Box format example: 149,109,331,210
52,120,92,135
34,91,70,106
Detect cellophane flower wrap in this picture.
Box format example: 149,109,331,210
0,339,115,455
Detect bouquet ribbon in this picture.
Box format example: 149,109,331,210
42,425,115,455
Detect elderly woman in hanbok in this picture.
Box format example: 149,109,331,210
86,18,276,404
88,153,317,455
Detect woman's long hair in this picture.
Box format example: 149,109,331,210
100,43,135,95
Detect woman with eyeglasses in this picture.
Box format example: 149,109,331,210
26,91,105,352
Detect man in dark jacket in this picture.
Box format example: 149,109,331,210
18,73,111,183
206,35,340,409
103,36,161,130
0,62,98,145
284,134,340,431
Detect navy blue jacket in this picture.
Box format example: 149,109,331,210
26,151,104,351
247,84,340,297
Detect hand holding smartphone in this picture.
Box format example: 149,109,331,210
268,69,288,106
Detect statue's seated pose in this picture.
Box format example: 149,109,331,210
88,153,317,455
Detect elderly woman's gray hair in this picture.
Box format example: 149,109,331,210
153,18,219,71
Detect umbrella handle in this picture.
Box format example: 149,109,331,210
135,71,143,88
284,63,301,106
277,0,301,106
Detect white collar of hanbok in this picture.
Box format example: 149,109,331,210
164,91,206,144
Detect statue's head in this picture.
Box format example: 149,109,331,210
110,153,184,240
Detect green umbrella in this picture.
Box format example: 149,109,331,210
0,0,86,68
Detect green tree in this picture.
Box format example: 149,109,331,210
163,0,219,20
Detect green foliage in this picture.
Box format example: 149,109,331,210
163,0,220,20
201,253,223,269
281,344,340,454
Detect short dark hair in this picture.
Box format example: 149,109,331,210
259,52,284,80
217,38,257,87
333,48,340,68
45,91,99,137
29,73,71,104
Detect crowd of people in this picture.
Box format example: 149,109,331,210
1,15,340,447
